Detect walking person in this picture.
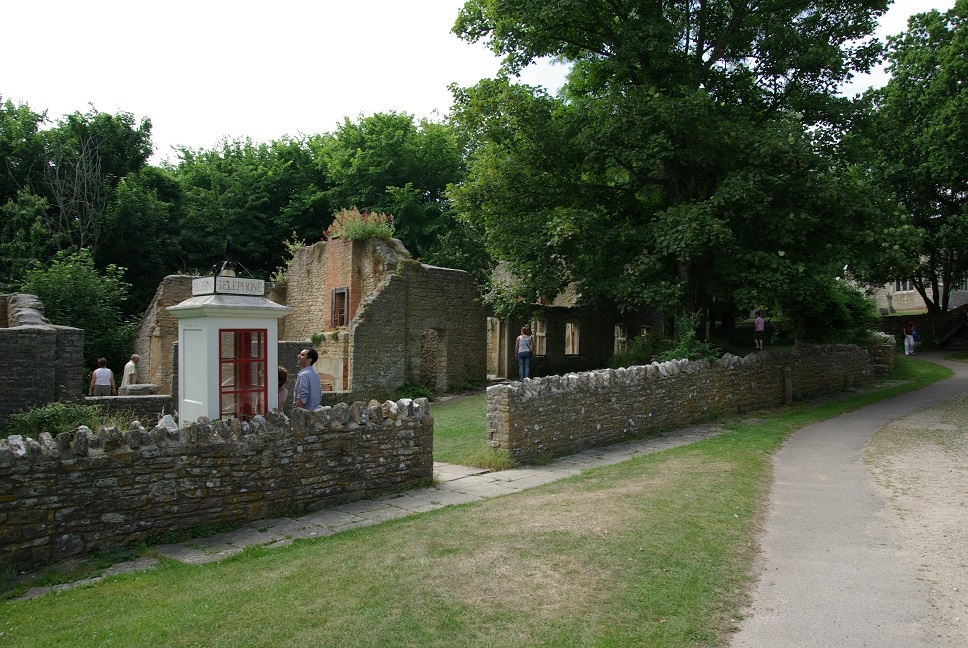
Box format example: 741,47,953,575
122,354,139,385
516,326,534,380
88,358,116,396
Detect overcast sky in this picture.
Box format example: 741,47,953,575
0,0,955,164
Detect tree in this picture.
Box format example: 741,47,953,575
317,112,466,259
451,1,888,336
18,249,136,372
38,108,153,259
97,166,185,316
172,136,328,276
853,0,968,312
0,96,46,206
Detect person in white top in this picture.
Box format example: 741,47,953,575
515,326,534,380
89,357,116,396
122,354,139,385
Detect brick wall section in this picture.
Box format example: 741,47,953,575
487,344,892,463
0,398,433,565
0,294,84,423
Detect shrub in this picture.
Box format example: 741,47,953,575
610,333,665,368
1,401,103,439
659,312,722,362
325,208,395,241
393,383,434,401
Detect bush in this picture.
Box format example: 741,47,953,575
610,333,665,368
1,401,103,439
324,208,395,241
393,383,435,401
772,278,879,345
18,249,136,373
659,312,722,362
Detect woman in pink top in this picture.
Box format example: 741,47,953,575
753,311,765,351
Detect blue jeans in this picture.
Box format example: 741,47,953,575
518,351,532,380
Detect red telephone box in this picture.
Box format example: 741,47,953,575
218,328,267,419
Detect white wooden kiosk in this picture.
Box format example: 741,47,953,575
167,275,292,423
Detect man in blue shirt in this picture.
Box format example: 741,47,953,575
293,348,322,410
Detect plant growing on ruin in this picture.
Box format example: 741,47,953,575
324,208,395,242
268,232,305,286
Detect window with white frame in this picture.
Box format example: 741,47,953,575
565,321,580,355
531,319,547,356
614,324,628,354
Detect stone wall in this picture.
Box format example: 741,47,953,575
487,344,891,463
132,276,195,395
0,398,433,565
351,262,488,397
86,394,175,428
0,294,84,423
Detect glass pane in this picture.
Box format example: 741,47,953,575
220,330,237,359
220,392,236,418
220,362,236,388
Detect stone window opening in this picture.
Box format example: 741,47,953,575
565,321,580,356
331,287,349,327
531,318,547,356
614,324,628,354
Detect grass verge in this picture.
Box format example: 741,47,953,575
0,358,952,647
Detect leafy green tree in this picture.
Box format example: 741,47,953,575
317,112,466,258
97,166,185,316
451,0,888,335
38,107,153,258
0,96,46,205
172,136,328,275
18,249,136,372
0,189,52,289
853,0,968,312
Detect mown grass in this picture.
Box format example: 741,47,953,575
431,392,514,468
0,357,951,647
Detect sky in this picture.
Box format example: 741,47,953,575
0,0,956,165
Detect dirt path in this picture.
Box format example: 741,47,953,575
865,390,968,647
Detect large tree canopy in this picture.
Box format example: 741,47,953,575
451,0,888,329
316,112,467,259
851,0,968,312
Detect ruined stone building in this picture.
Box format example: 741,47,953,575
131,236,664,408
133,238,488,403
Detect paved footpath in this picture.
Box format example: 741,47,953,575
732,352,968,648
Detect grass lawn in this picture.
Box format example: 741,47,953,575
0,357,952,647
431,391,491,466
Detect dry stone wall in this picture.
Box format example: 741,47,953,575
487,344,891,463
0,398,433,565
0,294,84,422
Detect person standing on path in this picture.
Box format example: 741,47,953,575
122,354,139,385
292,348,321,410
515,326,534,380
88,358,116,396
903,320,916,355
753,311,765,351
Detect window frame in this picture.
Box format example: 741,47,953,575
218,328,267,420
